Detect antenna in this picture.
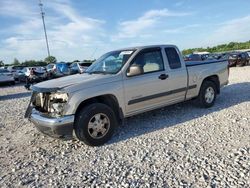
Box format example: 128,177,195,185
39,0,51,57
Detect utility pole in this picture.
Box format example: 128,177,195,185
39,0,50,57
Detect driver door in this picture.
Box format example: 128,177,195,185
123,48,170,115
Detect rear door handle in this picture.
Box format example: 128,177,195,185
158,74,169,80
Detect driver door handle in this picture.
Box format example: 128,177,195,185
158,74,169,80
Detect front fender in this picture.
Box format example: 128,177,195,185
64,81,124,115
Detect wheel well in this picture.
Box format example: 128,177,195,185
75,94,123,121
202,75,220,94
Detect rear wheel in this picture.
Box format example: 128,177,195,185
75,103,117,146
197,81,217,108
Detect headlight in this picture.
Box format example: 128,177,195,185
49,93,68,117
50,93,68,102
52,103,65,113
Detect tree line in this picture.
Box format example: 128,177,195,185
0,56,95,67
182,40,250,55
2,40,249,66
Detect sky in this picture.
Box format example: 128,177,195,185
0,0,250,64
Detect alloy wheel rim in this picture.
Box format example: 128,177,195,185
205,87,215,104
87,113,110,139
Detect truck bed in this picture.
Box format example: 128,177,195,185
185,59,229,100
185,59,228,67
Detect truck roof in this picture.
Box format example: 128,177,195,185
116,44,178,51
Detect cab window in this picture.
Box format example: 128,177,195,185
129,49,164,75
165,47,182,69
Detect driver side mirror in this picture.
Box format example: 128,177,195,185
127,64,144,77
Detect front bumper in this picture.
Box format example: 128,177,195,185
29,109,74,139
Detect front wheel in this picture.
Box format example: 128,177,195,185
197,81,217,108
74,103,117,146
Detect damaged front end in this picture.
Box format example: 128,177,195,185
25,86,74,139
25,86,68,118
33,92,68,117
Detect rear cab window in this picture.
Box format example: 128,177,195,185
165,47,182,69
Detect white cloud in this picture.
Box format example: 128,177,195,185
47,2,106,49
112,9,192,41
48,2,105,26
204,15,250,46
0,0,106,63
0,0,36,19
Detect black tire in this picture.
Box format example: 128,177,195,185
74,103,117,146
197,81,217,108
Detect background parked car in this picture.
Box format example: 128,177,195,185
79,62,92,72
7,66,18,73
228,53,239,67
14,69,26,82
22,67,32,77
69,62,81,74
245,51,250,65
35,66,47,74
6,66,24,81
24,67,48,90
70,62,92,74
46,63,56,73
239,52,249,66
227,52,248,67
206,53,223,60
53,62,72,78
184,54,203,61
0,69,15,85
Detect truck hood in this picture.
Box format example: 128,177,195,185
32,73,121,93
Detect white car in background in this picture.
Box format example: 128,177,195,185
0,69,15,85
22,67,32,77
22,67,47,78
46,64,56,72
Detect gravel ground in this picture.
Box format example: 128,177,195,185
0,67,250,187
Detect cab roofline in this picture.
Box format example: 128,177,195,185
115,44,177,52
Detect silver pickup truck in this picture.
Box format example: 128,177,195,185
25,45,229,146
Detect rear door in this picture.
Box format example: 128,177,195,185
163,47,188,101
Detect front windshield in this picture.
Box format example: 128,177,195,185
86,50,135,74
